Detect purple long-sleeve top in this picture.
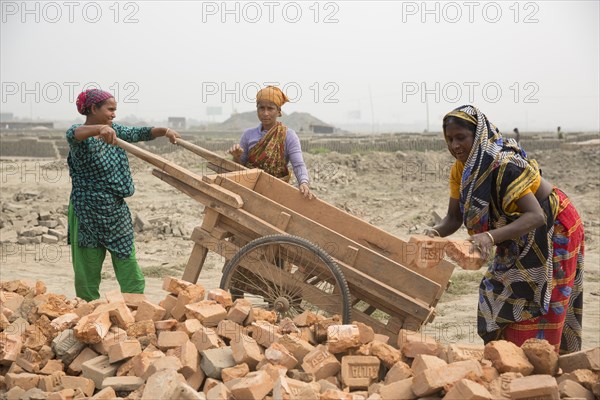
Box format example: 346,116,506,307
239,124,310,184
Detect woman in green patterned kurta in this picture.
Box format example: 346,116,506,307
67,89,180,301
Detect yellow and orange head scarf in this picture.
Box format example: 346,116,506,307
256,86,289,108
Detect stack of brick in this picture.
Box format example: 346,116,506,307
1,277,599,400
0,201,67,245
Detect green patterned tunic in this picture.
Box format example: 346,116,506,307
66,123,154,259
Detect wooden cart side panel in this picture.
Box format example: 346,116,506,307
253,174,455,296
204,169,263,190
217,177,441,306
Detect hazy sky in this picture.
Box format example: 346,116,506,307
2,0,599,131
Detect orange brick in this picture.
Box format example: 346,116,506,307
104,289,125,304
38,371,66,391
230,370,274,400
155,319,178,331
217,319,245,341
301,344,341,381
142,355,183,381
411,354,447,376
61,375,96,397
509,374,559,400
231,334,264,370
277,334,315,364
327,325,361,354
484,340,534,375
135,300,166,322
191,325,223,352
227,298,253,325
0,333,22,365
132,350,165,378
92,326,127,355
411,359,483,397
185,301,227,327
73,312,112,344
177,319,203,336
162,276,193,295
444,378,493,399
447,344,485,363
67,347,99,375
341,355,380,389
207,288,233,308
248,321,282,348
39,359,64,375
126,319,156,338
521,338,558,375
108,339,142,363
158,330,190,350
222,363,250,382
265,342,298,369
370,341,402,368
445,239,486,270
122,293,148,309
16,348,41,372
159,294,178,318
384,360,413,384
558,347,600,373
397,329,438,358
407,235,446,269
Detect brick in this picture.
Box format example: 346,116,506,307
227,298,253,325
116,357,135,376
159,294,178,318
122,293,148,309
320,389,354,400
447,344,485,363
1,291,24,313
158,330,190,350
162,276,193,295
488,372,523,399
67,347,98,375
407,235,447,269
509,374,559,400
73,311,112,344
155,319,179,331
411,359,483,397
558,347,600,373
92,326,127,355
277,334,315,364
301,344,341,381
293,310,319,327
231,333,264,370
379,378,416,400
327,324,361,354
216,319,245,341
200,346,236,380
132,350,165,378
46,388,77,400
248,321,282,348
81,355,118,390
521,338,558,375
0,333,22,365
397,329,438,358
178,318,203,336
50,313,80,331
230,370,274,400
353,321,375,345
205,382,231,399
38,371,65,391
90,387,117,399
6,317,29,337
108,338,142,363
265,341,298,369
126,319,156,337
170,381,206,399
273,376,319,400
172,290,204,321
558,379,595,400
222,362,250,382
191,325,223,352
39,359,64,375
167,340,199,377
556,369,599,391
104,289,125,303
51,329,85,365
185,368,205,391
141,368,186,400
94,301,135,330
102,376,145,391
249,308,277,324
411,354,447,376
5,386,26,400
259,362,288,384
16,348,41,372
384,360,412,384
61,375,96,397
36,294,75,318
207,288,233,308
370,341,401,368
444,239,486,270
480,359,500,384
312,317,341,343
279,318,300,334
443,378,493,399
185,301,227,327
142,355,183,381
136,300,166,322
74,302,96,318
484,340,534,375
341,355,380,389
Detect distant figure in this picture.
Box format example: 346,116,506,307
513,127,521,144
228,86,313,199
557,126,564,139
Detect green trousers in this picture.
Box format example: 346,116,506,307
68,204,145,301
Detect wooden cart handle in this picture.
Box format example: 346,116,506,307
175,139,246,173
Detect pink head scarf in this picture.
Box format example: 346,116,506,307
76,89,114,115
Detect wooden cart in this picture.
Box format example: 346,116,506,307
118,139,455,344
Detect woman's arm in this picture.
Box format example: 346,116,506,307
151,127,180,143
428,197,463,237
73,124,116,144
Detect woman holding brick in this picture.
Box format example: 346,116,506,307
426,105,584,353
66,89,181,301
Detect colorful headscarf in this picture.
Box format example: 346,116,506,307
76,89,114,115
256,86,289,108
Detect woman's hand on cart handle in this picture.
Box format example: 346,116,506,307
299,182,314,200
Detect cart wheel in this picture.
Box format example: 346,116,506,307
220,235,351,323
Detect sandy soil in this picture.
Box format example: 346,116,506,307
1,144,598,348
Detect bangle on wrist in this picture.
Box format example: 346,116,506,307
485,231,495,245
165,128,171,137
430,228,441,237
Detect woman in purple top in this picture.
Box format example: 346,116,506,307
229,86,313,199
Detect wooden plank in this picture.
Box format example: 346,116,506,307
253,173,454,299
204,169,262,190
351,308,399,340
117,142,243,208
345,246,359,266
217,177,441,306
175,139,246,172
182,242,209,283
276,212,292,231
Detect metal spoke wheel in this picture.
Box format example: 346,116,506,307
220,235,351,323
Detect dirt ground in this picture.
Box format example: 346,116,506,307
1,143,599,349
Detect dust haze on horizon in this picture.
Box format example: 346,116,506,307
1,0,599,133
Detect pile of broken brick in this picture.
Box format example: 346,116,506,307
1,277,598,400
